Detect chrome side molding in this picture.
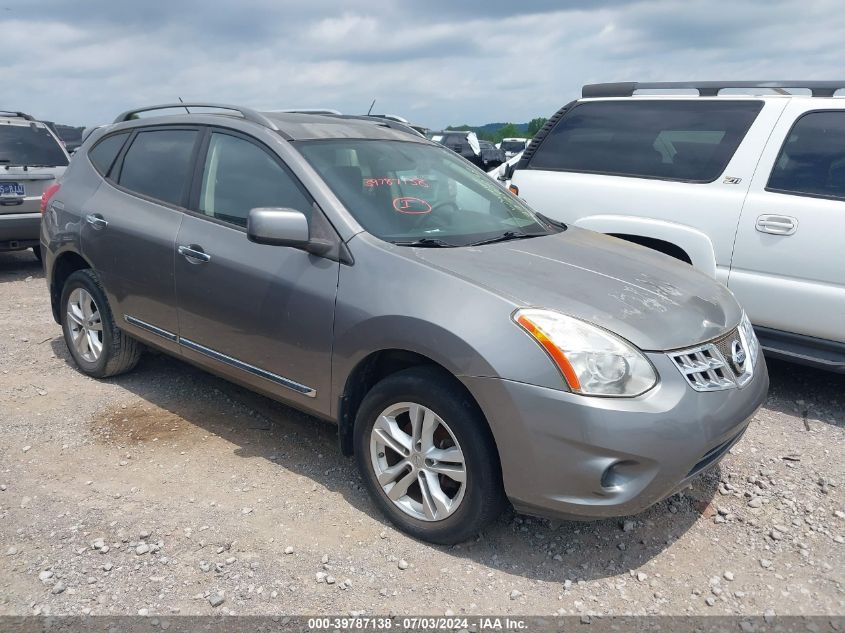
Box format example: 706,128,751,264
123,315,316,398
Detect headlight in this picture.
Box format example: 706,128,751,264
738,311,759,368
513,308,657,396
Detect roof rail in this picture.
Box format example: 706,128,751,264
0,110,35,121
113,102,280,131
583,81,845,98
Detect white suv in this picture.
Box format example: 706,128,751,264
504,81,845,373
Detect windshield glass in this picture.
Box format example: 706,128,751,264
297,139,558,246
501,140,526,152
0,124,68,166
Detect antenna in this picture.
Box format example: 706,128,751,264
178,97,190,114
366,99,376,116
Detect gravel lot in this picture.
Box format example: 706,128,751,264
0,249,843,618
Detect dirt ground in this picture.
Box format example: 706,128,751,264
0,249,843,618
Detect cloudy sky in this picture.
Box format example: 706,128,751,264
4,0,844,128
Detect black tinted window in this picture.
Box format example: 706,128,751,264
767,111,845,200
119,130,197,206
88,133,129,176
529,100,763,182
0,124,68,167
198,132,311,227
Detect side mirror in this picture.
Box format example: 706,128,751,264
247,207,309,246
247,207,334,256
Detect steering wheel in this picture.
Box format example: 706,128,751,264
403,200,458,229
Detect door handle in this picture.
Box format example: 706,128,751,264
178,244,211,264
755,214,798,236
85,213,108,230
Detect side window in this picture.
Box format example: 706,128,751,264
527,100,763,183
767,111,845,200
118,130,197,206
88,132,129,176
198,132,312,228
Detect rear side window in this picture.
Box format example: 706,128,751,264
118,130,197,206
528,100,763,183
767,111,845,200
198,132,312,227
88,132,129,176
0,124,68,167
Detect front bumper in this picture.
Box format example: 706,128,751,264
462,351,769,520
0,212,41,250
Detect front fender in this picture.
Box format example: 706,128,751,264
573,215,717,278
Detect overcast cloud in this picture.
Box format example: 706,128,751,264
3,0,844,128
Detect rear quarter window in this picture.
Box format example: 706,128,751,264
767,111,845,201
88,132,130,176
527,100,763,183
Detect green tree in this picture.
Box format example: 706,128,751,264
526,117,547,137
494,123,521,144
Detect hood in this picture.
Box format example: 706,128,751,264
408,227,741,351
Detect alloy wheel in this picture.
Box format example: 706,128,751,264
369,402,466,521
66,288,103,363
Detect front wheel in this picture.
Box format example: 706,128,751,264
354,367,506,544
60,269,142,378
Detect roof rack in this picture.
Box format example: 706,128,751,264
582,81,845,98
113,102,280,131
0,110,35,121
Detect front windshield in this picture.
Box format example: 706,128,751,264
297,139,558,246
501,140,526,152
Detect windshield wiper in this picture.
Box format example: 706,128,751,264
390,237,459,248
466,231,538,247
536,213,568,231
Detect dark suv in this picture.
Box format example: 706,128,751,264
1,111,69,260
41,103,767,544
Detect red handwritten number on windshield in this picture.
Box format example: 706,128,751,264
392,197,432,215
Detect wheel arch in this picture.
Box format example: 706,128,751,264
336,348,493,458
573,214,717,277
50,250,95,323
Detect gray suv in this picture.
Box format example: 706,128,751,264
1,111,69,260
42,103,769,544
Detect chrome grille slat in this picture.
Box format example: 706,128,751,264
669,326,756,392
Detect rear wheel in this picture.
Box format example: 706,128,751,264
32,246,42,263
60,269,142,378
354,367,506,544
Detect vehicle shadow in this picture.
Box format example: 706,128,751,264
764,357,844,427
50,339,717,583
0,249,43,282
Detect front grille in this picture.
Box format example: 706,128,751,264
669,327,755,392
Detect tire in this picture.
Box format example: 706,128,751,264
354,366,506,544
32,246,42,263
60,269,142,378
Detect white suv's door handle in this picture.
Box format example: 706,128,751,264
756,214,798,236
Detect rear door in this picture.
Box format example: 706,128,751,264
174,128,339,414
512,99,785,283
82,127,200,350
729,103,845,346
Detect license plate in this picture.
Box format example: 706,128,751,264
0,182,25,197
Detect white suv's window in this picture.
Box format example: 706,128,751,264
0,124,68,167
527,100,763,183
767,111,845,201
